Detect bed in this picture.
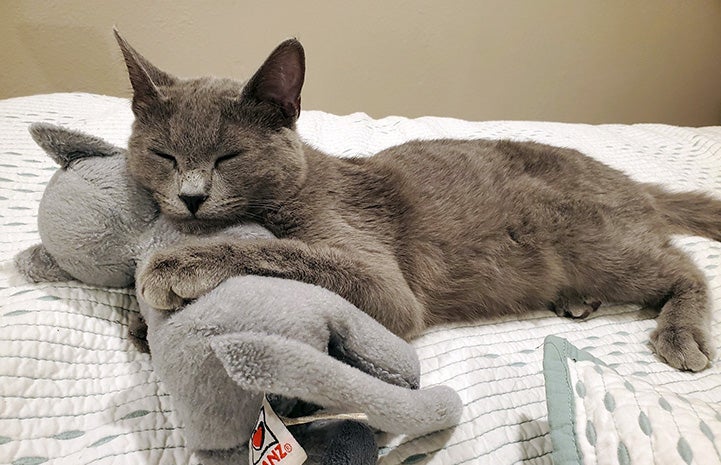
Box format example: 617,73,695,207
1,93,720,465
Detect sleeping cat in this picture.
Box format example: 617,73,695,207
114,30,720,372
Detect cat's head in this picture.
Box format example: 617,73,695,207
114,29,308,231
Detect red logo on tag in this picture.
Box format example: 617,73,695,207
251,407,280,464
252,423,265,450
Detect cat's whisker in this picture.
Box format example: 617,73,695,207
246,203,281,211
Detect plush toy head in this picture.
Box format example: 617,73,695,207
16,124,463,465
17,123,158,287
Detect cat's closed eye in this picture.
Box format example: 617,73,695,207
214,151,242,167
150,148,177,166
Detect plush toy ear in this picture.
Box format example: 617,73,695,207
14,244,74,283
241,39,305,128
29,123,125,168
113,28,177,116
211,332,463,435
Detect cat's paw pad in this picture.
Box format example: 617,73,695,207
548,297,600,319
138,248,227,310
566,304,594,319
650,324,714,372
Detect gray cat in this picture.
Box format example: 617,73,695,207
114,30,720,372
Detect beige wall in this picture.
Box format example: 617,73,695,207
2,1,720,126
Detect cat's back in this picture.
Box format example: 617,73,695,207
368,138,645,218
364,137,657,258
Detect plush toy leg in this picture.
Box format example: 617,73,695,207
193,275,421,389
15,244,74,283
291,419,378,465
211,332,463,436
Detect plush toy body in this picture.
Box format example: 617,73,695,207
16,124,463,465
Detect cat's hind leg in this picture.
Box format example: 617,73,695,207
641,247,715,372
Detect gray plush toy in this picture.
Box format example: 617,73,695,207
15,123,463,465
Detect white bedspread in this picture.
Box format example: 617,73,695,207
1,93,720,465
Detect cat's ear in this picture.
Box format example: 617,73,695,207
29,123,124,167
242,38,305,127
113,28,177,116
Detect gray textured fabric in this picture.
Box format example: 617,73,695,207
16,123,463,464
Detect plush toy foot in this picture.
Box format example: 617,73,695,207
292,419,378,465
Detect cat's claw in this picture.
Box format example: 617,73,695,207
650,324,714,372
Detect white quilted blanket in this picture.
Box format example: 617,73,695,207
1,93,720,465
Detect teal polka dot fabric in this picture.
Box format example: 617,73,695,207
544,336,721,465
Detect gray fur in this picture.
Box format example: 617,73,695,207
17,123,463,464
29,122,124,167
115,32,720,372
14,243,73,283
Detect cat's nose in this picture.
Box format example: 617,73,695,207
179,194,207,215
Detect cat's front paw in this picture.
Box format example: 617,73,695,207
650,324,715,372
138,246,231,310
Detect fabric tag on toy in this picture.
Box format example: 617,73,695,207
250,396,307,465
